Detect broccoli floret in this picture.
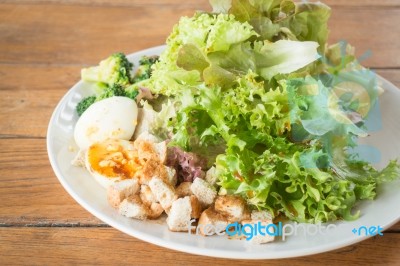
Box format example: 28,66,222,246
132,55,159,83
139,55,159,66
76,85,140,116
97,84,126,100
125,85,140,100
76,96,96,116
81,52,133,87
97,83,139,101
76,53,149,116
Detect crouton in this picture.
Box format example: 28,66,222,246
153,141,167,164
175,182,193,198
134,159,159,185
119,195,149,220
132,108,158,140
134,139,167,164
214,195,250,222
205,166,217,186
149,176,177,210
107,179,140,209
197,207,229,236
138,185,164,219
139,185,157,205
190,195,202,219
251,210,273,221
147,202,164,219
165,166,177,186
134,131,161,143
166,196,192,232
241,219,275,244
190,178,217,208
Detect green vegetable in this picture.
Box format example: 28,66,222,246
81,52,133,88
97,83,127,100
77,53,158,116
140,0,400,223
132,56,159,83
145,12,258,96
76,96,96,116
76,84,140,116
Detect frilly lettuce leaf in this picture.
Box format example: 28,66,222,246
147,13,257,96
178,40,320,87
143,0,400,224
210,0,331,52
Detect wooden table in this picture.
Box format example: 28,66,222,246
1,0,399,264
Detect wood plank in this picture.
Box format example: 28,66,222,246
0,4,399,67
0,0,210,8
318,0,400,6
0,88,66,138
328,7,400,68
0,65,80,137
0,4,199,65
0,227,399,265
0,138,103,225
1,0,399,8
0,138,399,230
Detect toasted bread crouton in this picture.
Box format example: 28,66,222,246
166,196,192,232
149,176,177,210
147,202,164,219
251,210,273,221
153,141,167,164
190,178,217,208
205,166,217,186
107,179,140,209
189,195,202,219
139,185,157,205
175,182,193,198
132,108,158,140
214,195,250,222
241,219,275,244
134,138,167,164
119,195,149,220
197,207,229,236
134,159,159,185
138,185,164,219
165,166,177,186
134,131,160,143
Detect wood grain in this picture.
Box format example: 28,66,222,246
0,228,399,265
0,4,399,67
328,8,400,68
0,138,103,225
1,0,399,7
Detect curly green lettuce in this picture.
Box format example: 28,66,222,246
147,0,400,224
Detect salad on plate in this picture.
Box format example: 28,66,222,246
70,0,400,244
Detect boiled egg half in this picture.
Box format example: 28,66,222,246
74,96,138,150
85,138,142,188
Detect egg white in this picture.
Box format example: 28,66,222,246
74,96,138,150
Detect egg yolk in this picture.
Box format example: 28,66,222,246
87,139,141,179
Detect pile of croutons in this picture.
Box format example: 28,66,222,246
107,133,275,244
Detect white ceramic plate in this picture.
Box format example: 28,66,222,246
47,46,400,259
